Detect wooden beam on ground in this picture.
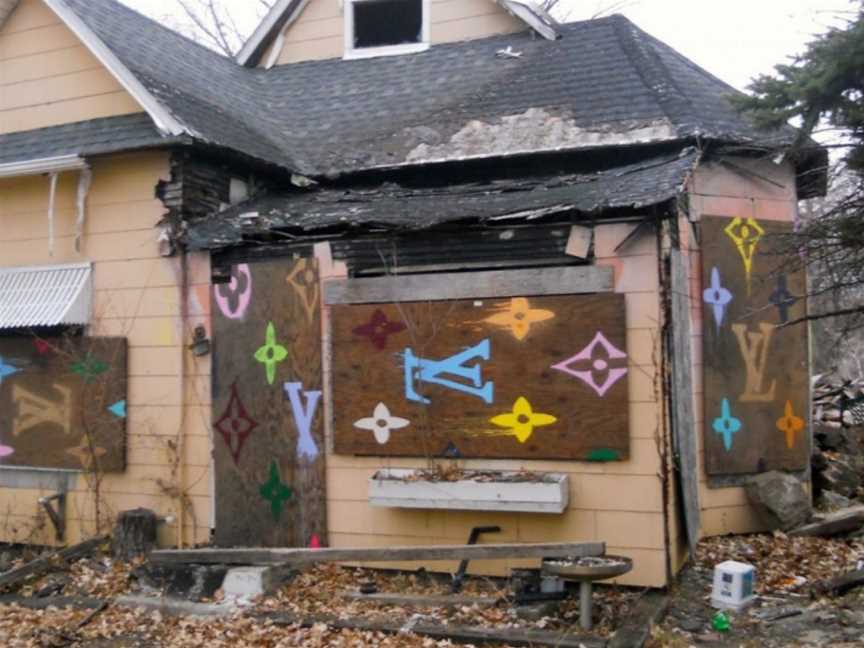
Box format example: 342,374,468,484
790,507,864,538
150,541,605,566
262,611,606,648
0,595,105,610
342,591,499,608
0,536,107,591
0,595,606,647
811,569,864,598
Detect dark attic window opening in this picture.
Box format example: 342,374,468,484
353,0,423,49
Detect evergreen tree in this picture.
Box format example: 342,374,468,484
736,4,864,332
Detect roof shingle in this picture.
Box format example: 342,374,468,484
5,0,795,177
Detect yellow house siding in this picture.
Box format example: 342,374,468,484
267,0,524,65
0,151,212,548
688,157,802,539
0,0,143,134
318,220,669,588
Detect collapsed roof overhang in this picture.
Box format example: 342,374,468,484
185,149,699,250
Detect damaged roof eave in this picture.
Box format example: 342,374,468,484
317,125,684,179
185,150,699,250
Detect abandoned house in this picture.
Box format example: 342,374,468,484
0,0,826,588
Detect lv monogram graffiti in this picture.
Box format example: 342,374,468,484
403,339,494,405
11,384,73,436
732,323,777,402
284,382,322,460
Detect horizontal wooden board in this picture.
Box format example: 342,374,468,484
701,215,809,475
0,336,127,472
151,541,606,566
325,266,612,304
331,293,630,460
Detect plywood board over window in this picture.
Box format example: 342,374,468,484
701,215,809,476
0,336,127,472
211,257,327,548
331,293,630,460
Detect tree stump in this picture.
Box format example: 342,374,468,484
113,509,158,561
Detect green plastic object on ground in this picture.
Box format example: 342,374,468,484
712,611,731,632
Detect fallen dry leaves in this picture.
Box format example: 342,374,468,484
695,532,864,594
0,555,642,646
0,604,489,647
257,563,639,637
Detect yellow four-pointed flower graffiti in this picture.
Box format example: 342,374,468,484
489,396,557,443
484,298,555,341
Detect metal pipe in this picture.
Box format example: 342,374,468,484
579,580,593,631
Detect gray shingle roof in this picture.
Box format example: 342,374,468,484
185,149,699,249
0,114,183,166
8,0,794,177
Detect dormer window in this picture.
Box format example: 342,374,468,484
344,0,430,60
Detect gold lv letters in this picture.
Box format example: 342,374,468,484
12,384,73,436
732,323,777,402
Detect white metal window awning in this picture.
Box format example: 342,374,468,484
0,263,92,329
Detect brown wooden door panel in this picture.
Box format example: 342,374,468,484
211,257,327,548
701,216,809,476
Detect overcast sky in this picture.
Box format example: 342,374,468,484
123,0,858,91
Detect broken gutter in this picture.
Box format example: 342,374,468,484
0,155,87,178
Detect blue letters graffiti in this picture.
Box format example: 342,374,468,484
403,339,494,405
284,382,322,460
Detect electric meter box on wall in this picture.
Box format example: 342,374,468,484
711,561,756,611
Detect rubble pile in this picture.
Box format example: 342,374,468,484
812,373,864,510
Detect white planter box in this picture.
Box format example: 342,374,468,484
369,469,569,514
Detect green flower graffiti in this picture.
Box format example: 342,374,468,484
254,322,288,385
70,353,109,383
259,460,293,521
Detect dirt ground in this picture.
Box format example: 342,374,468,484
0,551,640,647
5,531,864,647
650,532,864,647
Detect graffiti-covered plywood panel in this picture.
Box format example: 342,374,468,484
0,336,127,472
211,257,327,548
701,216,809,476
331,294,630,461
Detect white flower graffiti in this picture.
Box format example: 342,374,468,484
353,402,410,445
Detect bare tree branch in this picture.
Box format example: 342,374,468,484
169,0,274,56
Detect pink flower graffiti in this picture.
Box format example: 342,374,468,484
214,264,252,320
552,332,628,397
